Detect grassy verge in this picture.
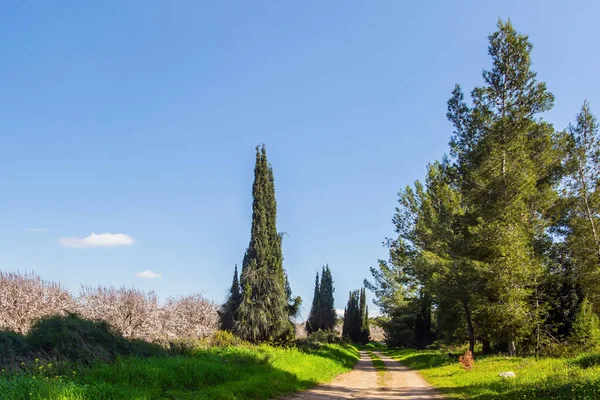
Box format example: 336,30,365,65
387,349,600,399
0,343,359,400
367,351,386,386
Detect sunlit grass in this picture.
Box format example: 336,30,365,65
387,348,600,399
0,344,359,400
367,351,386,386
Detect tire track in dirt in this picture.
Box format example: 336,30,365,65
279,350,443,399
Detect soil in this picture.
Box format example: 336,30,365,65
280,350,443,399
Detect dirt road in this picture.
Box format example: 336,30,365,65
281,351,443,400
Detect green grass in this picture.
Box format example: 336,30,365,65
367,351,385,372
367,351,386,386
0,344,359,400
387,348,600,399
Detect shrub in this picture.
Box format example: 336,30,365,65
0,331,32,365
569,298,600,351
459,350,474,370
210,330,245,347
26,313,125,363
295,330,340,351
309,330,340,344
168,330,248,355
25,314,164,364
573,353,600,369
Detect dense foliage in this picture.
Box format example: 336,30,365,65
342,288,370,344
366,19,600,355
223,145,301,343
305,265,336,334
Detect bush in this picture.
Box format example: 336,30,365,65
573,353,600,369
569,298,600,351
308,330,340,344
0,331,32,365
459,350,474,370
25,314,164,364
210,330,245,347
295,330,340,351
168,330,248,355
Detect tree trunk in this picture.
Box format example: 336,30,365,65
463,301,475,353
508,339,516,356
482,339,492,354
574,136,600,259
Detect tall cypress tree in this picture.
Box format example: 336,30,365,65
342,290,363,342
359,288,370,344
236,145,292,342
320,265,336,331
306,272,321,333
221,265,241,331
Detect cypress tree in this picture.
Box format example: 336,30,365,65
236,145,291,342
360,288,370,344
342,290,362,342
306,265,336,333
306,272,320,333
342,306,348,338
319,265,336,331
221,265,241,331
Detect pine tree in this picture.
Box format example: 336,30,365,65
569,298,600,351
453,19,561,355
236,145,293,342
367,20,564,355
319,265,337,331
306,272,320,333
565,102,600,310
221,265,241,331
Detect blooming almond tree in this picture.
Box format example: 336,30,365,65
78,285,161,341
0,271,76,334
161,294,219,340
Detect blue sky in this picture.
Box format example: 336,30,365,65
1,1,599,319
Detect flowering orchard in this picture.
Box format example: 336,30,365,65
0,271,219,343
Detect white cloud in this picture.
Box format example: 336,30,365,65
58,232,136,248
27,228,50,232
135,270,162,279
336,309,345,317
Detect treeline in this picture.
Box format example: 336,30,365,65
0,271,219,343
342,288,370,344
305,265,336,333
366,20,600,355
